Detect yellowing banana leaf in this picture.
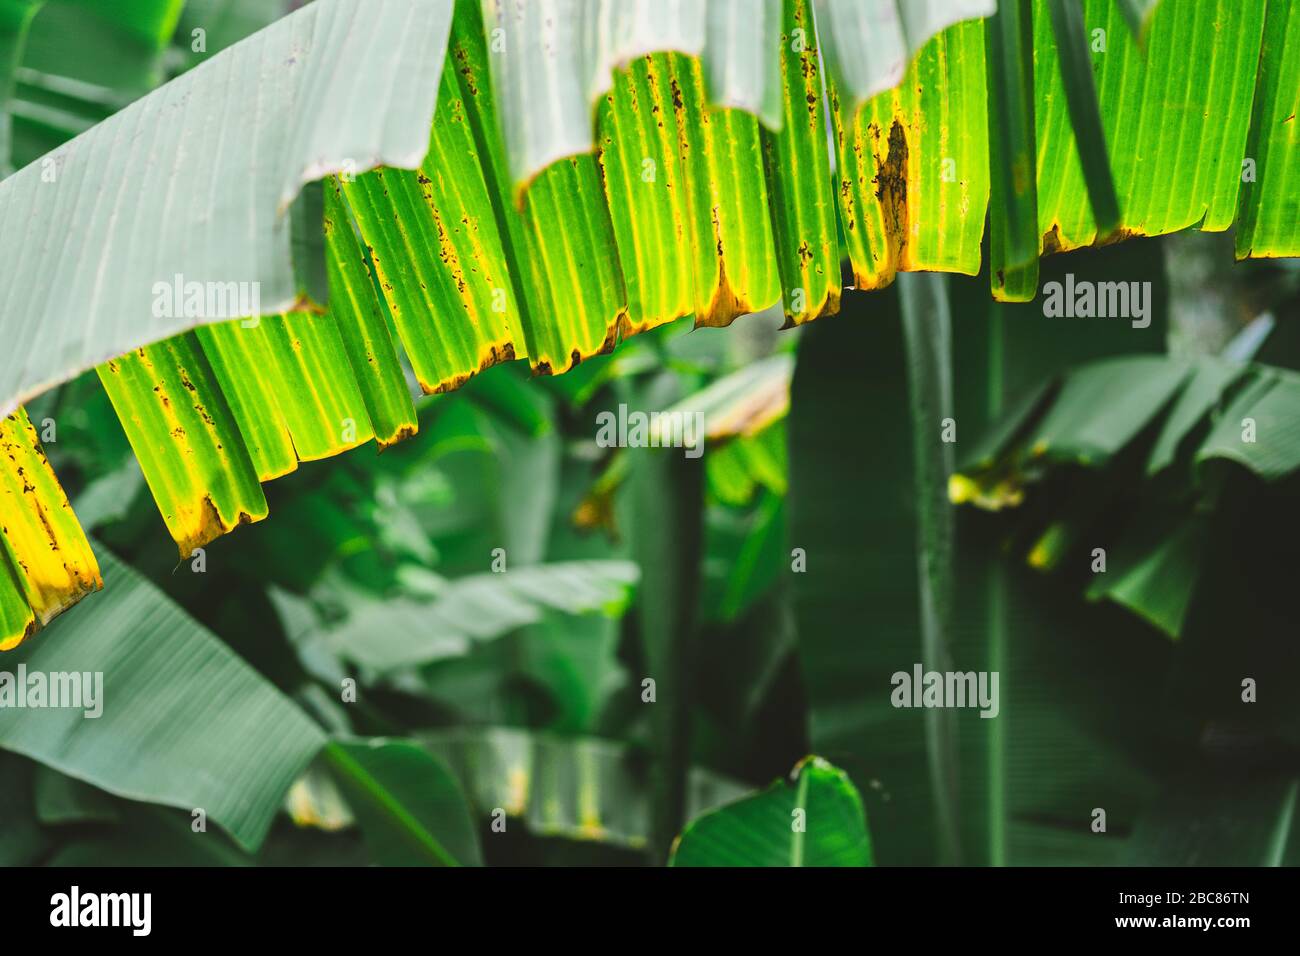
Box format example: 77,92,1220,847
597,53,697,337
674,57,782,327
2,0,1002,588
96,336,269,558
241,311,378,462
0,407,100,649
319,182,419,448
107,193,415,551
516,157,628,372
192,322,299,482
830,18,990,290
598,48,786,335
7,0,1300,643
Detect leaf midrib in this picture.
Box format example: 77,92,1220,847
323,741,459,868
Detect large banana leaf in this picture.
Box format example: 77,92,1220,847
0,0,452,420
2,0,1009,425
8,0,1297,429
0,543,324,851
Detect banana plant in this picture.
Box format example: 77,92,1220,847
0,0,1296,649
0,0,1297,870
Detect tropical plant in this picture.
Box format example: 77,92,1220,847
0,0,1297,868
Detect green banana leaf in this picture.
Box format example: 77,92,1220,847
324,737,482,866
669,756,873,866
312,560,639,673
0,542,324,851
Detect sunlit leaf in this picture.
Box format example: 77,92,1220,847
761,0,840,325
829,19,990,290
813,0,995,116
1035,0,1265,254
96,336,269,557
1235,0,1300,259
0,406,100,649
